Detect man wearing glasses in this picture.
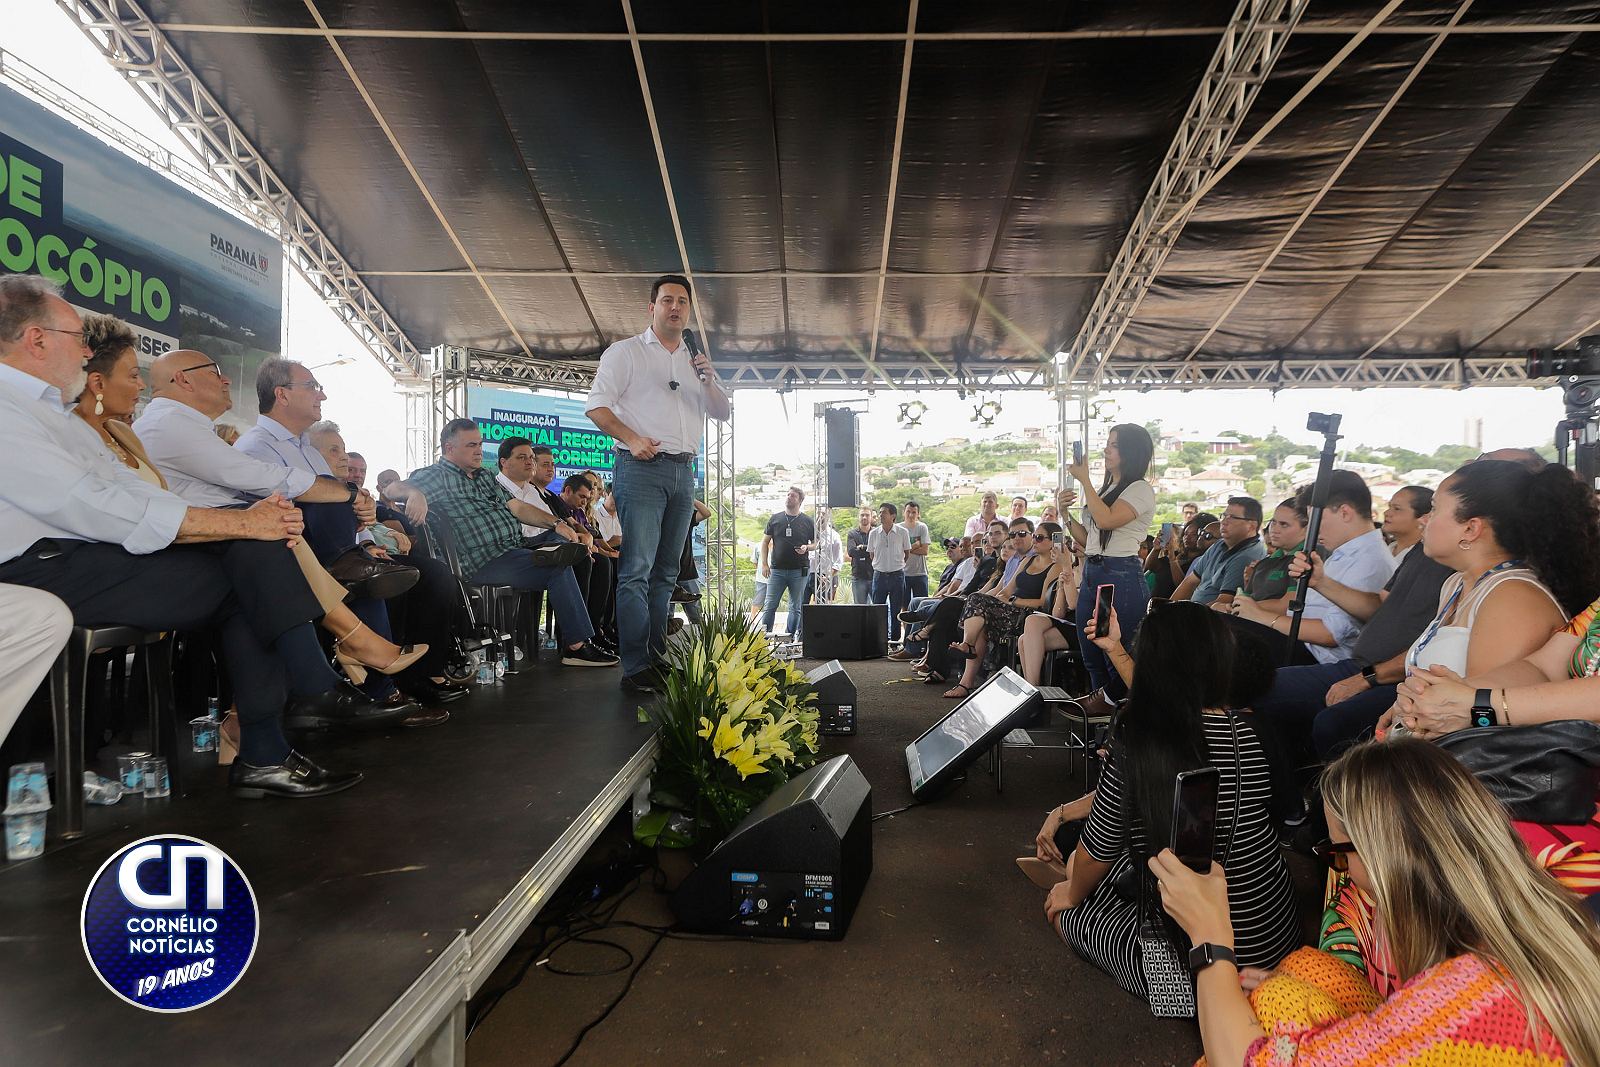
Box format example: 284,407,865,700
1172,496,1266,606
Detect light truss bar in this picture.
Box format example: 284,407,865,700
353,265,1600,280
56,0,427,381
1094,356,1536,390
1062,0,1308,387
704,411,739,618
150,22,1600,43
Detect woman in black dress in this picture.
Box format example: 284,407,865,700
942,523,1069,699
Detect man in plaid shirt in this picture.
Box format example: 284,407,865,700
391,419,618,668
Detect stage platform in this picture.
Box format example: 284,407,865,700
0,661,656,1066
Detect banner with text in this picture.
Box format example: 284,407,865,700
1,85,282,424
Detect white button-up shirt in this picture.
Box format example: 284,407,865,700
134,397,315,508
1302,527,1397,665
0,362,188,562
585,327,707,456
494,471,555,537
236,413,370,543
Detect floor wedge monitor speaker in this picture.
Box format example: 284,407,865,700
905,668,1042,800
801,603,886,661
806,660,857,735
672,755,872,940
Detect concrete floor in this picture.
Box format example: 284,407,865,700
468,658,1294,1066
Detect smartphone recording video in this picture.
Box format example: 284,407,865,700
1093,584,1114,638
1170,767,1221,873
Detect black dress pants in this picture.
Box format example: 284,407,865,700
924,596,968,679
0,538,321,765
386,553,458,678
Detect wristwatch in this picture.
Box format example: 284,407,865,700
1471,688,1498,729
1360,664,1379,686
1188,942,1237,973
345,483,360,504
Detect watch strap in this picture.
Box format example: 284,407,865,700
1472,688,1497,728
1188,942,1237,972
1360,664,1379,685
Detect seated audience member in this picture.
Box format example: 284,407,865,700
1381,485,1431,563
125,345,429,702
1291,461,1588,760
1040,602,1299,1011
1000,516,1036,586
1147,512,1215,601
0,585,72,749
943,524,1070,699
1181,501,1199,523
1151,739,1600,1065
965,491,1001,538
1172,496,1266,606
868,503,912,642
892,536,975,662
0,274,370,796
1478,446,1548,470
388,419,616,667
1016,540,1083,688
494,438,578,541
307,420,465,707
374,468,401,498
1039,505,1059,526
1229,472,1393,666
1217,497,1308,614
348,449,415,538
912,522,1008,685
583,473,623,647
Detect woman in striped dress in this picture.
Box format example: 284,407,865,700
1042,602,1299,1010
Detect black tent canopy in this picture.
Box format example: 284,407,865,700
74,0,1600,386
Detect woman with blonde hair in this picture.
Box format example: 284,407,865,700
1151,737,1600,1065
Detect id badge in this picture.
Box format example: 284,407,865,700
786,525,793,538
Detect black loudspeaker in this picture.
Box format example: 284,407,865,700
806,660,858,734
672,755,872,939
905,668,1043,800
802,603,887,661
824,408,859,507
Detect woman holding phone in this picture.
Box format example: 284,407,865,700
1039,602,1299,1012
1059,424,1157,710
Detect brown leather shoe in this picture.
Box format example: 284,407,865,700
326,547,419,601
401,707,450,728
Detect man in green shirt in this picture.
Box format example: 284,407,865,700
392,419,617,668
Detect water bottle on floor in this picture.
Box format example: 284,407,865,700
474,650,495,686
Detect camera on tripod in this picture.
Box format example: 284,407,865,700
1527,335,1600,410
1306,411,1342,435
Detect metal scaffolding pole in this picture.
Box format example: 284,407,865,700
56,0,427,381
1061,0,1309,388
704,403,739,619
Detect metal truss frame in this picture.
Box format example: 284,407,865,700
704,409,739,619
56,0,427,381
1093,356,1533,390
1062,0,1309,387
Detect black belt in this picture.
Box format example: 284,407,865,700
619,449,695,464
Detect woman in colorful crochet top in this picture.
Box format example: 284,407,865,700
1149,739,1600,1066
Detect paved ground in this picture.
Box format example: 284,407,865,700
468,658,1315,1066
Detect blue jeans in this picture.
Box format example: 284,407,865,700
470,550,594,647
906,574,929,599
763,568,807,634
1075,555,1150,700
872,570,908,640
901,596,940,656
612,451,696,675
852,578,872,605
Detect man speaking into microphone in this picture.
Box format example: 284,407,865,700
586,275,731,693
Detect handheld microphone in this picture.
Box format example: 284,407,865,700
683,328,708,382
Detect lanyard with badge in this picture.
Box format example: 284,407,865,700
1405,559,1523,672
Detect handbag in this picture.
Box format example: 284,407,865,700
1120,714,1244,1017
1435,720,1600,824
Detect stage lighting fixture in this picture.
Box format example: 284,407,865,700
898,400,927,428
971,399,1002,427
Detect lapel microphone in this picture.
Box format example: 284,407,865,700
683,328,708,382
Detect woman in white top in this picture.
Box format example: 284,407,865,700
1056,424,1157,702
1348,461,1590,753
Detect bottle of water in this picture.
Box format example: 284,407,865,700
495,650,509,678
475,649,495,686
206,697,221,722
82,771,124,806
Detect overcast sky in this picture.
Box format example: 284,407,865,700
8,1,1571,477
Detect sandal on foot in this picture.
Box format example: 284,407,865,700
947,642,976,659
943,682,973,699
